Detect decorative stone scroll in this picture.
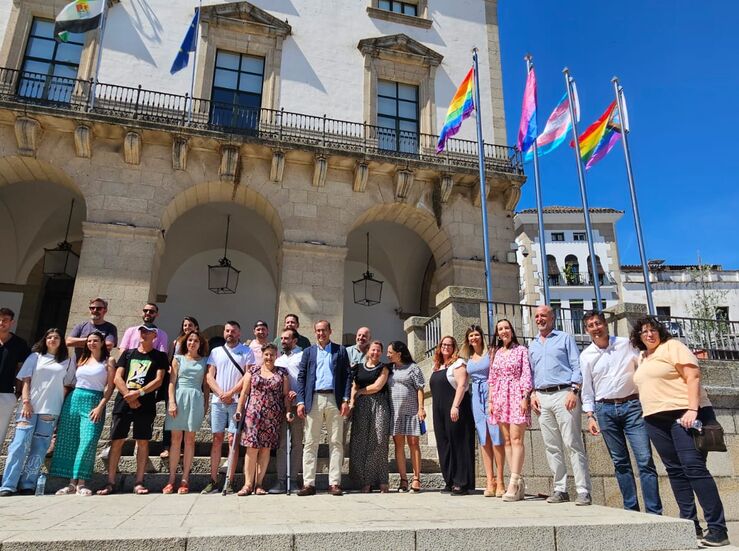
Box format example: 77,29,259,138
172,137,189,171
74,125,92,158
270,149,285,183
312,154,327,187
439,174,454,203
123,131,141,165
353,161,369,192
14,117,41,157
219,145,241,183
394,168,415,202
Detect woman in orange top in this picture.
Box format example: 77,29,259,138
631,316,729,547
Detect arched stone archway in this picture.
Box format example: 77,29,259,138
349,202,453,267
0,156,86,341
155,183,285,342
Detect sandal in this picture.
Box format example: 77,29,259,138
162,483,175,495
133,482,149,495
398,478,409,493
237,485,253,497
159,450,170,459
255,486,267,495
96,483,116,496
76,486,92,497
411,477,421,492
56,484,76,496
177,480,189,495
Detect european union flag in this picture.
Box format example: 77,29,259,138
170,7,200,75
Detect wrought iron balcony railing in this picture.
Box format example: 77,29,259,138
545,273,616,287
0,67,523,175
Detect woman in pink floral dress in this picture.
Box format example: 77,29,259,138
235,343,291,495
487,319,532,502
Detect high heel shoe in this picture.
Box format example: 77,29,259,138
502,476,525,502
411,476,421,492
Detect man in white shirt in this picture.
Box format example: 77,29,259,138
581,310,662,514
268,329,304,494
202,321,255,494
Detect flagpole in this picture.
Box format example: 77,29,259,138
524,54,550,305
563,68,603,308
472,48,495,342
89,0,110,109
187,1,202,123
612,76,655,316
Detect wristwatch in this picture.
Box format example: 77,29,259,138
570,385,580,396
139,389,146,397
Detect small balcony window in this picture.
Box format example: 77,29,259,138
551,232,565,242
210,50,264,132
573,232,586,241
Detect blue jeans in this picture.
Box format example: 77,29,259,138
595,399,662,514
644,407,727,534
0,413,58,492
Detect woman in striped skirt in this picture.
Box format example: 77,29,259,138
50,331,115,496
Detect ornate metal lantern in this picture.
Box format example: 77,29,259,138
43,199,79,279
208,215,240,294
353,232,383,307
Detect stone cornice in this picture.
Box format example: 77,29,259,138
281,240,348,259
82,221,161,242
358,33,442,67
201,1,291,37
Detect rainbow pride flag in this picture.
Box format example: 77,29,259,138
577,100,621,170
436,68,475,153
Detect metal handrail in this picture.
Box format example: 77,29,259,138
0,66,523,174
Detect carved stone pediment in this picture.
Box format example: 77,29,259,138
201,2,291,37
358,34,442,67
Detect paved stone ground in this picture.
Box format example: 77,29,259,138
0,490,714,551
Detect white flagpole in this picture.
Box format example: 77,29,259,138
472,47,495,341
187,1,202,123
524,54,550,304
563,68,603,308
89,0,110,109
612,76,655,315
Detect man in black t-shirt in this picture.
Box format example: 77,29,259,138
97,323,167,495
0,307,30,447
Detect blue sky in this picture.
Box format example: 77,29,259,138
498,1,738,268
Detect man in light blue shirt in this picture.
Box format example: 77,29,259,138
296,320,351,496
529,305,592,506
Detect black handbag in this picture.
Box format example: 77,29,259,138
692,420,727,453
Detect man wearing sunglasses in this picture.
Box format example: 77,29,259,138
66,298,118,359
118,303,169,353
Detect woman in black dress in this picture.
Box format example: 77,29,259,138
430,335,475,495
349,341,392,493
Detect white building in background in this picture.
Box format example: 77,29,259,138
514,207,623,333
0,0,523,347
622,262,739,321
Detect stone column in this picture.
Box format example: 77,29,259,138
436,286,486,344
277,241,348,338
604,302,647,339
66,222,161,336
403,315,430,362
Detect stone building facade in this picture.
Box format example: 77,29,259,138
0,0,524,345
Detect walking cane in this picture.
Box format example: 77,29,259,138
286,417,292,495
223,400,247,496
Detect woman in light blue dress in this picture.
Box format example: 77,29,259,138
163,330,209,494
461,325,506,497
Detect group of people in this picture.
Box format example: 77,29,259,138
0,300,730,547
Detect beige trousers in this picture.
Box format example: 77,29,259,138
302,393,344,487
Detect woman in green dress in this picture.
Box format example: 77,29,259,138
162,330,209,494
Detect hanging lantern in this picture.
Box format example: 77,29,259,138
43,199,79,279
353,232,383,306
208,215,240,294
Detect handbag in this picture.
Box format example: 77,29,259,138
692,420,727,453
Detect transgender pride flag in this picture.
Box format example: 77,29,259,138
524,93,578,162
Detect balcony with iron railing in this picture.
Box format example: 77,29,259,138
0,67,523,175
545,272,617,287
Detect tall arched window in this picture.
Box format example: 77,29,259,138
546,255,560,286
564,254,580,285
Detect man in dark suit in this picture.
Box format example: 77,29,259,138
296,320,351,496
